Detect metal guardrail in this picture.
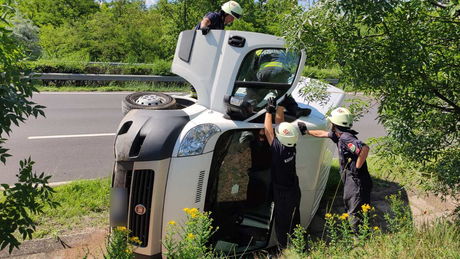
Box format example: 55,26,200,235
26,73,339,85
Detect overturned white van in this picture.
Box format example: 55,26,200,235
110,30,345,258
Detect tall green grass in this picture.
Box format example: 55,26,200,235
30,178,110,238
298,220,460,259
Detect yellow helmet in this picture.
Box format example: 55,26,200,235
275,122,299,147
221,1,242,19
328,107,353,128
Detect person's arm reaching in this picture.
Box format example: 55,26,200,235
308,130,329,138
297,122,328,138
275,105,284,126
265,97,276,146
200,18,211,28
200,18,211,35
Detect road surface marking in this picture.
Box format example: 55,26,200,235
28,133,116,140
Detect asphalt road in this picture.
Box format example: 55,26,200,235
0,92,386,185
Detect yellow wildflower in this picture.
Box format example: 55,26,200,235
340,213,349,220
183,207,189,213
325,213,332,219
189,208,199,214
188,233,194,239
361,204,371,213
191,213,196,219
374,226,379,230
125,249,132,254
117,226,127,232
130,236,141,244
168,220,176,226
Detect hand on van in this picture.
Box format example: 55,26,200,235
201,26,211,35
266,97,276,113
298,122,308,135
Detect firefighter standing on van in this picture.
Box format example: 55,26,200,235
190,1,243,98
264,97,301,247
298,107,372,232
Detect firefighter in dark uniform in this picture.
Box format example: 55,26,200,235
264,97,301,247
190,1,243,98
254,49,292,83
298,107,372,232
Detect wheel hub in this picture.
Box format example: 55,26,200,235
135,95,164,106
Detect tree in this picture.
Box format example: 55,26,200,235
154,0,221,59
153,0,298,59
284,0,460,196
0,0,57,253
228,0,298,35
8,9,42,59
17,0,100,26
39,1,164,62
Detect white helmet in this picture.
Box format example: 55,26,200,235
275,122,299,147
221,1,242,19
328,107,353,128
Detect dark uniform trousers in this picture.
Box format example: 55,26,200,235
342,167,373,232
272,175,301,248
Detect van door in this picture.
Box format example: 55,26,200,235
171,30,305,115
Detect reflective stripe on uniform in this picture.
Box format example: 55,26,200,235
260,61,284,69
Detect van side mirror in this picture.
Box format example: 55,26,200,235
223,95,253,121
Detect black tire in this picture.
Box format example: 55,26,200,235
122,92,176,115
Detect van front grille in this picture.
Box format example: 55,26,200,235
129,170,154,247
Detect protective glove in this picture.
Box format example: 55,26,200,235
278,93,292,107
266,97,276,114
201,26,210,35
297,122,308,135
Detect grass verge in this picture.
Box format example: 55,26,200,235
29,178,110,239
282,219,460,259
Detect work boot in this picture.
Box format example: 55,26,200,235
295,108,312,117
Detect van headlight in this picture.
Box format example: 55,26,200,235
178,124,221,157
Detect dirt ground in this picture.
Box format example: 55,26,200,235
1,182,457,259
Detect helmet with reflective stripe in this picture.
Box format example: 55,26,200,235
275,122,299,147
221,1,242,19
328,107,353,128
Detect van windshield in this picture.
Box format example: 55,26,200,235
232,49,301,113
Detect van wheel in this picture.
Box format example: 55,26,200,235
122,92,176,115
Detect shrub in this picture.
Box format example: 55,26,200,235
1,1,56,254
384,192,413,233
103,227,141,259
162,208,218,259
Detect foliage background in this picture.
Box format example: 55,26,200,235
13,0,299,63
1,0,56,253
283,0,460,197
